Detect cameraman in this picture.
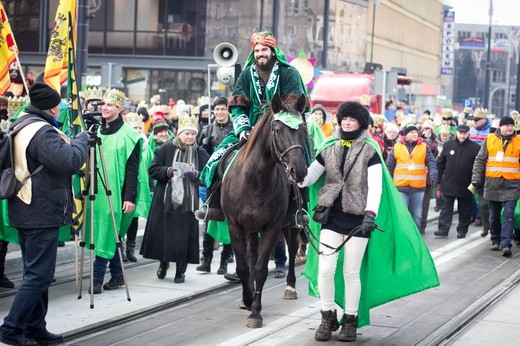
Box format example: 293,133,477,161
0,83,88,346
85,89,143,294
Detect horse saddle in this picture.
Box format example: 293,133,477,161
216,140,244,181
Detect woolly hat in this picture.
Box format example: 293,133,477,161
29,83,61,110
499,116,515,127
199,104,210,114
385,122,399,135
403,123,418,136
336,101,370,130
152,117,169,134
311,104,328,122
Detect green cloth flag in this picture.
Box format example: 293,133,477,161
302,136,440,327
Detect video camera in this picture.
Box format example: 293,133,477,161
83,101,104,132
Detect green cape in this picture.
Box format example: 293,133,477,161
83,124,142,259
301,136,440,327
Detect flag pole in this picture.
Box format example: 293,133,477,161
12,52,29,95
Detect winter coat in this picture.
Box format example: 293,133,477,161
8,107,88,229
437,137,480,197
140,139,209,264
198,119,233,155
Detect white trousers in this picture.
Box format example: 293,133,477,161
318,229,368,315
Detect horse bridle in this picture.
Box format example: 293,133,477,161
269,118,305,182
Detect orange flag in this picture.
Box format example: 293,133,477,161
44,0,77,92
0,2,17,95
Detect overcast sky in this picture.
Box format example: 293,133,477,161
447,0,519,26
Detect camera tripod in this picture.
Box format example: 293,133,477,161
77,125,131,308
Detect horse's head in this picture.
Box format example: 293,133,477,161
269,93,308,184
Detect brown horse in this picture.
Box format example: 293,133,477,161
221,93,309,328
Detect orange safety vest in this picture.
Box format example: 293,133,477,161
393,142,427,188
485,135,520,180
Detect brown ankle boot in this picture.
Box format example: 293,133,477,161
315,309,339,341
337,313,358,342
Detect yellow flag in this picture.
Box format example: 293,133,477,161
44,0,77,92
0,2,17,95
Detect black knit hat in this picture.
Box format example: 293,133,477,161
29,83,61,110
403,123,418,135
336,101,370,130
499,116,515,127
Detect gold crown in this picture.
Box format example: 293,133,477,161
473,108,488,119
441,108,453,118
103,88,126,107
360,94,370,106
439,124,451,135
177,113,199,134
372,113,386,127
124,112,143,130
8,96,26,111
463,107,472,114
84,87,103,101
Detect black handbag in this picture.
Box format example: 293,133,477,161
312,205,330,224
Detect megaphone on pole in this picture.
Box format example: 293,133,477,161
213,42,238,67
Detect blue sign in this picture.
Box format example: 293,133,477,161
463,99,472,108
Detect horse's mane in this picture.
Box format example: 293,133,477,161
238,108,273,165
238,96,304,165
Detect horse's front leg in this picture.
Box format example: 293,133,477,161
246,231,278,328
230,226,253,310
283,226,298,300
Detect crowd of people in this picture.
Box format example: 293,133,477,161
0,29,518,345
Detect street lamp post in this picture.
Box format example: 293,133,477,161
370,0,380,64
484,0,493,109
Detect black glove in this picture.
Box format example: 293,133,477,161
183,170,198,181
361,211,377,236
167,167,176,179
239,131,251,142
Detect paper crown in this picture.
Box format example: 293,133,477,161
8,96,26,111
177,113,199,134
103,88,126,107
441,108,453,119
439,124,451,135
372,114,386,127
473,108,488,119
463,107,472,114
510,110,520,131
84,87,103,101
125,112,143,130
360,94,370,106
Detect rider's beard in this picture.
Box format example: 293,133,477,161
255,54,275,72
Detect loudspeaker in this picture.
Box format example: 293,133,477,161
213,43,238,67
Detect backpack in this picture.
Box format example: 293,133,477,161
0,116,45,200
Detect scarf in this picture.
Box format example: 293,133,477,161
170,137,199,213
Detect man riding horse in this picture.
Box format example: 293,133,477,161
196,31,310,222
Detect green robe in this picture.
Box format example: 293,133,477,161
302,136,440,327
200,58,308,188
83,124,142,259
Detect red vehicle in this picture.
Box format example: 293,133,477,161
310,72,412,115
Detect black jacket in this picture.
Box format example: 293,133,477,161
8,106,88,229
197,119,233,155
437,137,480,197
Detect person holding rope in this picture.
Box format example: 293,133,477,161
298,102,382,342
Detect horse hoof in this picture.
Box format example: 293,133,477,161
246,316,263,328
283,286,298,300
239,300,250,310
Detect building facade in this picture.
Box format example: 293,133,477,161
453,23,519,116
5,0,443,112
